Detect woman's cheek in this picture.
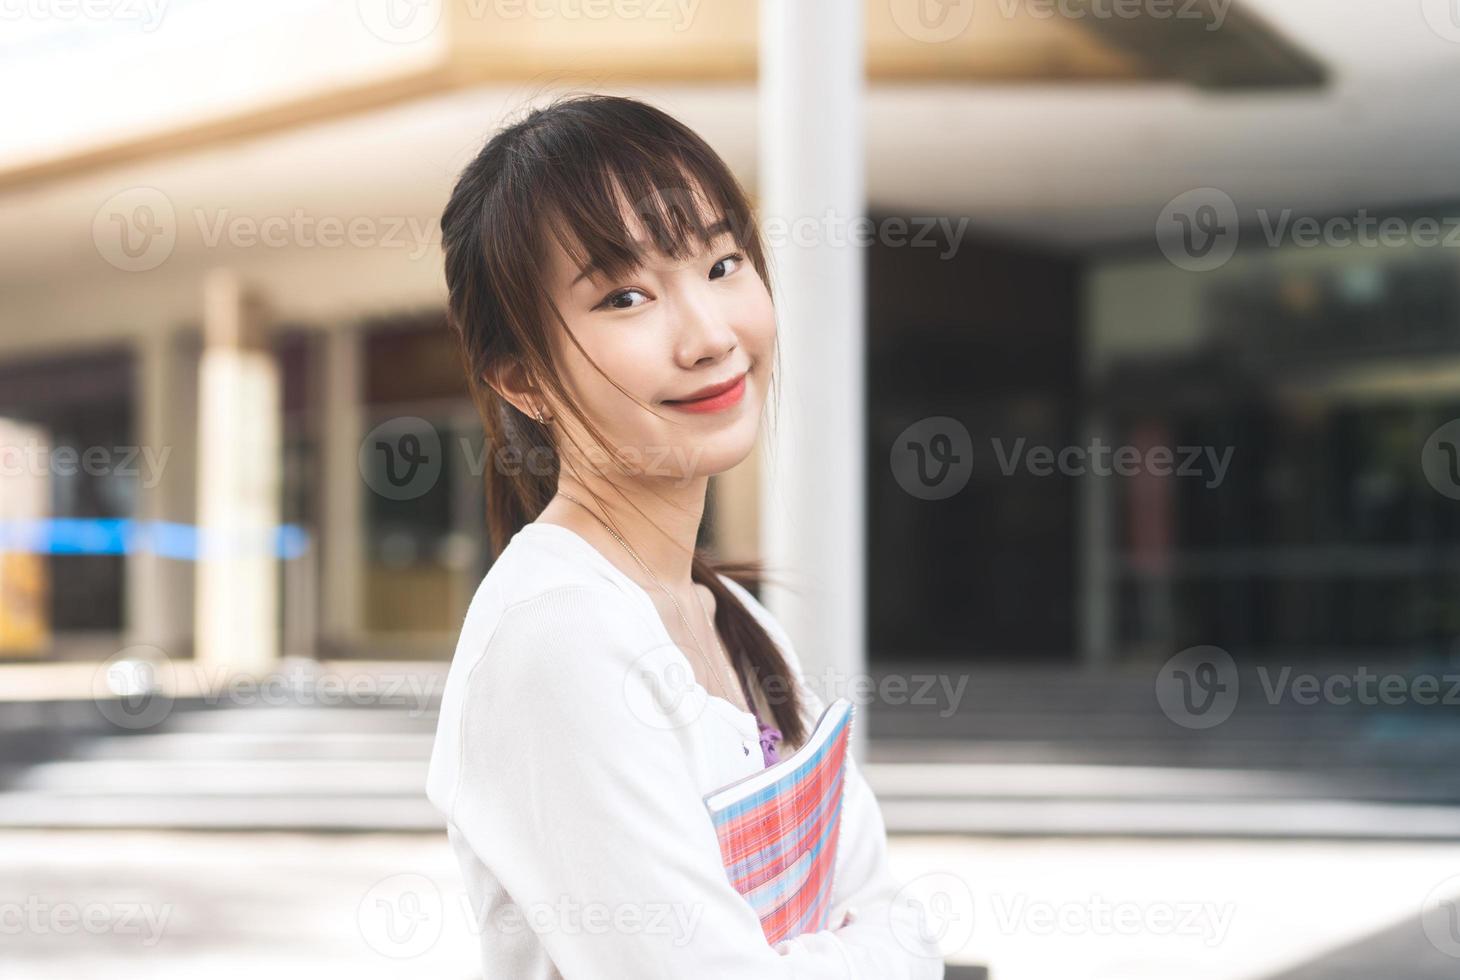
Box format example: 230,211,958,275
736,288,778,352
578,330,656,411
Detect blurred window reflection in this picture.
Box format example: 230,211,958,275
0,348,133,646
360,318,486,641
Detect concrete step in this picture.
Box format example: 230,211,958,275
5,698,1460,836
0,791,441,831
74,731,435,762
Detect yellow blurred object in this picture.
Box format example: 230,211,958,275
0,550,49,655
0,417,50,656
365,562,457,634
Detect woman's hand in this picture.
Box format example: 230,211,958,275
774,906,861,955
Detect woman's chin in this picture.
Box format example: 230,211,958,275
700,412,763,473
648,426,759,482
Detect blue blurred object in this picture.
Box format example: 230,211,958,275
0,518,309,560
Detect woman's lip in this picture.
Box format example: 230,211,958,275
662,372,747,414
666,371,747,404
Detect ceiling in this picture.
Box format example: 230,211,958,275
2,1,1459,337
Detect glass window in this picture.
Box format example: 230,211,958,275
359,317,486,642
0,348,134,657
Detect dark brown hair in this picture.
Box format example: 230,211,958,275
439,93,806,747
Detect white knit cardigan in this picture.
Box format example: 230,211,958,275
426,520,945,978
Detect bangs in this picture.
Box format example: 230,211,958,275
531,134,757,288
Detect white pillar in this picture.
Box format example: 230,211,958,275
194,270,281,675
758,0,867,760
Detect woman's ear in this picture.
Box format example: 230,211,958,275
484,359,549,421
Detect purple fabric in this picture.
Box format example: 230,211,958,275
754,710,783,768
739,677,783,767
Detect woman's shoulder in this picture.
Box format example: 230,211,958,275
478,522,632,608
436,528,659,706
426,545,670,815
464,547,655,674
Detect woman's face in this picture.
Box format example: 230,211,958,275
538,204,775,484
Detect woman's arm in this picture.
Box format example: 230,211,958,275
438,584,864,977
718,575,947,979
771,687,946,978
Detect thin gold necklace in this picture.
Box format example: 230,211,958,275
554,489,744,710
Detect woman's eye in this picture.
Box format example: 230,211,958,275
598,288,648,311
709,252,744,280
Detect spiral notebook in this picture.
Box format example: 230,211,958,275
702,696,854,945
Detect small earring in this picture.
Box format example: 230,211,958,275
533,406,548,424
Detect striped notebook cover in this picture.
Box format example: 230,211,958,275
702,697,855,945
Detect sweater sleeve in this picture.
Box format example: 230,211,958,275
719,575,947,979
441,584,862,978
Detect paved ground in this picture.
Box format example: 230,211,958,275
4,829,1460,979
6,667,1460,976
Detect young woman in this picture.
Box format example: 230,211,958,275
425,93,943,978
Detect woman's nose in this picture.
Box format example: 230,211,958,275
674,292,737,367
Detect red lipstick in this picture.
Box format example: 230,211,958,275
663,371,747,414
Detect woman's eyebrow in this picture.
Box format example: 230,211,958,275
570,218,734,286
